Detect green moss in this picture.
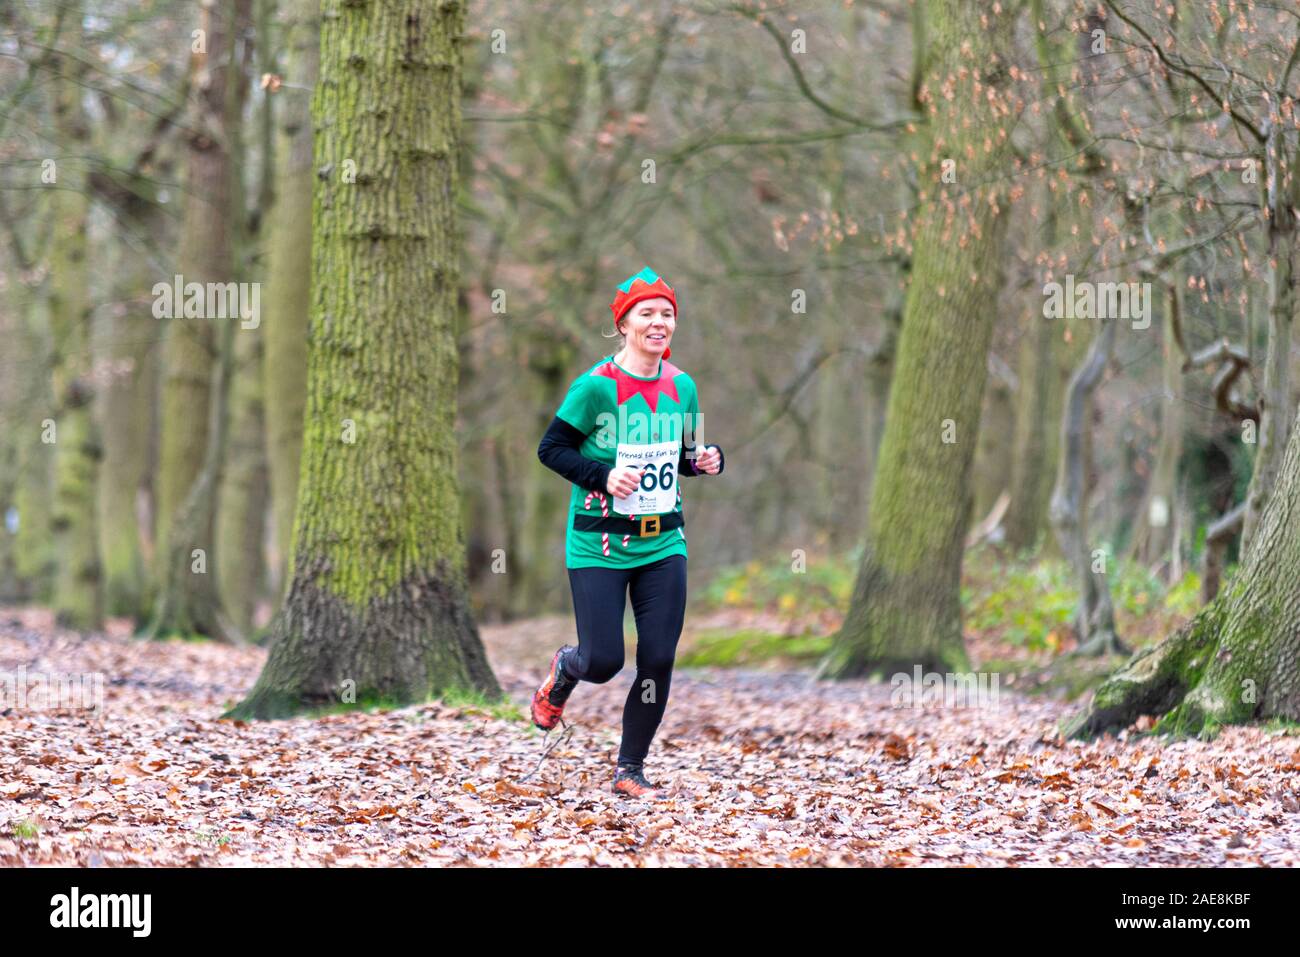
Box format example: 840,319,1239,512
678,628,830,668
1260,717,1300,735
979,653,1122,701
436,685,521,722
144,628,213,644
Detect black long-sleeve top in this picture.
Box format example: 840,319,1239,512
537,416,725,495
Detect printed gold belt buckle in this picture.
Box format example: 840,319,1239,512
639,515,661,537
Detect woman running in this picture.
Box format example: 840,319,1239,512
531,266,724,800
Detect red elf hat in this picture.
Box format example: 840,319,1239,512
609,266,678,359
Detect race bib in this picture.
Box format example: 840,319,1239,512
612,440,679,515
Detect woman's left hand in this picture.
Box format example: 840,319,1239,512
694,445,721,474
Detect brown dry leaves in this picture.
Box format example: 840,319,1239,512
2,606,1299,867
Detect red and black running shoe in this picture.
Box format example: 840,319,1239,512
530,645,578,731
612,763,672,800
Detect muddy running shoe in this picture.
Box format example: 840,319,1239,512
531,645,578,731
612,763,672,800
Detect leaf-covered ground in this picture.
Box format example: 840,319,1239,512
2,606,1298,867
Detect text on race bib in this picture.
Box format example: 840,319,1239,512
612,440,679,515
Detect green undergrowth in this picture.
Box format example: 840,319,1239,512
678,627,831,668
686,543,1216,689
962,544,1205,654
138,628,213,643
696,546,860,619
1259,717,1300,736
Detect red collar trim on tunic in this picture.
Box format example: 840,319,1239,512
593,357,682,412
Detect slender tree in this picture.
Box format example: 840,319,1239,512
261,0,318,590
217,0,268,635
1049,319,1125,656
148,0,252,639
94,184,164,622
48,2,103,630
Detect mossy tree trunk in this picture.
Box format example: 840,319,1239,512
94,196,161,621
1067,402,1300,738
216,289,268,635
217,1,267,637
517,338,577,615
1004,309,1055,552
149,0,251,638
1241,157,1296,553
819,0,1018,678
862,303,901,497
228,0,501,719
972,360,1015,525
262,0,317,592
0,282,47,601
148,319,241,642
48,4,103,631
9,260,56,603
156,0,250,557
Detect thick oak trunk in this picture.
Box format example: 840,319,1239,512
229,0,500,718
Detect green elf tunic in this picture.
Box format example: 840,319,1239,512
554,353,704,569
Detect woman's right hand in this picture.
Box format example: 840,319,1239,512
606,465,644,498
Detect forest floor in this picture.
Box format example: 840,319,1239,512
2,603,1299,867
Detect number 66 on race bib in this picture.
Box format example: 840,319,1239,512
612,440,679,515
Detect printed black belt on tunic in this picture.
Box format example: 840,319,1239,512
572,512,684,537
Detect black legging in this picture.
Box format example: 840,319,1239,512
564,553,688,768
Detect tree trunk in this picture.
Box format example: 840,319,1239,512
1126,283,1184,578
819,0,1018,678
0,286,39,601
1005,309,1057,551
94,202,160,621
972,357,1015,524
217,312,268,634
149,0,251,636
262,0,317,590
229,0,501,718
215,0,273,634
1049,320,1126,656
147,319,241,642
48,5,103,630
862,300,901,501
1067,401,1300,738
8,272,56,602
1241,122,1298,553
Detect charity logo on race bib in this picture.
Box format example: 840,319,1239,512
612,440,679,515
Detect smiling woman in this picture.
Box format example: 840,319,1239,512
530,266,726,801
